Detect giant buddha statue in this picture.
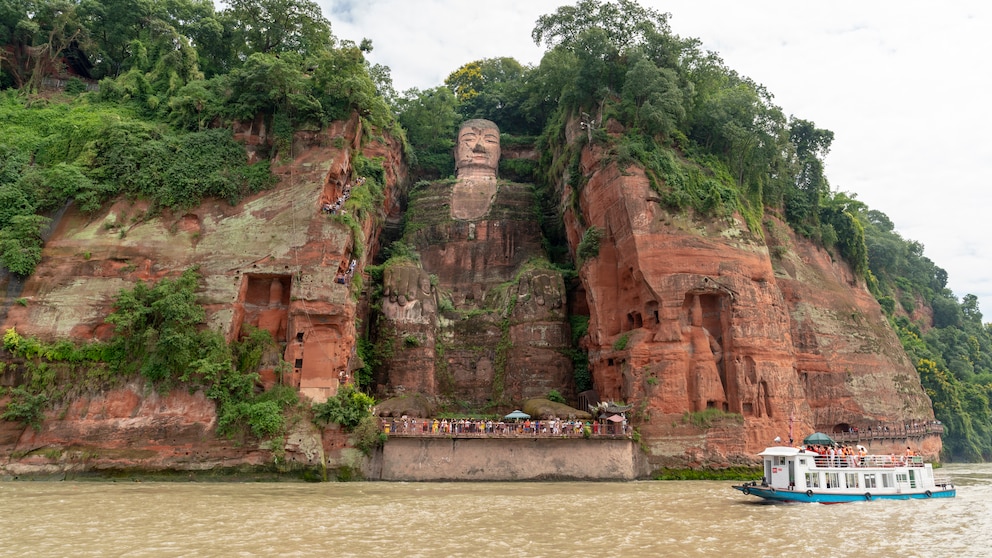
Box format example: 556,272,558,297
375,119,574,408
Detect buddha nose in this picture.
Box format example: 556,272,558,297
472,141,487,152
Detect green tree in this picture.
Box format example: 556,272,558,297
568,27,621,108
22,0,86,92
0,183,35,228
444,57,537,134
79,0,162,79
222,0,332,59
785,118,833,235
819,191,868,276
532,0,670,52
962,294,983,325
166,76,224,130
309,42,387,125
619,55,683,138
521,47,578,123
0,0,39,88
396,86,460,179
224,52,308,120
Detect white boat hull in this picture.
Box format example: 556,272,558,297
733,446,956,504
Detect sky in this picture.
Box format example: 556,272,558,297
323,0,992,319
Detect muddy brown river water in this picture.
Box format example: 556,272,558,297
1,463,989,557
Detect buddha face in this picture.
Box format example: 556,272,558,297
454,120,500,178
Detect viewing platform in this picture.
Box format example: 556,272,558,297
378,418,632,440
828,422,943,444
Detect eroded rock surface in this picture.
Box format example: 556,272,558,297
0,111,942,474
553,117,937,466
0,115,404,476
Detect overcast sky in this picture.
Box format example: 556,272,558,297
324,0,992,319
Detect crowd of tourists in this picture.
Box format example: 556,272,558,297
321,176,365,215
807,444,923,468
380,417,631,438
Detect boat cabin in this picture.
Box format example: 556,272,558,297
758,446,939,494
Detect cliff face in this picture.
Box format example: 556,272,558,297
0,114,404,476
0,111,942,476
0,380,355,478
554,119,937,466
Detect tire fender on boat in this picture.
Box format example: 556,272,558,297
806,490,813,497
925,490,932,498
742,487,750,495
864,493,872,501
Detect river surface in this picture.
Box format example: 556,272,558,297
1,463,990,557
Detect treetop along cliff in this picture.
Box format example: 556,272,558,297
1,0,990,465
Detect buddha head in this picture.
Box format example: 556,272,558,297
454,119,500,179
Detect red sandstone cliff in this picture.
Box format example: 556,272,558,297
0,110,943,477
0,114,404,478
553,117,938,467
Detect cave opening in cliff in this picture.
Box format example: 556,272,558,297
645,300,659,326
627,312,642,330
236,274,292,345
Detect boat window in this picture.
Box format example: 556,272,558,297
799,458,806,465
864,473,877,489
805,472,820,488
882,474,894,488
825,472,839,489
845,472,859,489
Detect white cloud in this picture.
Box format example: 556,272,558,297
322,0,992,318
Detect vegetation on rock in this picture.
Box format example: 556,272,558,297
1,0,990,462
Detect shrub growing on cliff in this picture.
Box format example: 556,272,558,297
218,399,285,439
576,226,602,263
1,386,48,430
99,269,296,440
105,268,206,383
613,333,630,351
0,214,50,276
312,384,375,430
352,414,387,456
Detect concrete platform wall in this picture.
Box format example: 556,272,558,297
378,437,644,481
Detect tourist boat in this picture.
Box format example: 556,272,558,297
732,446,955,503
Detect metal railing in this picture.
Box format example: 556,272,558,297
379,418,632,439
809,454,926,468
828,423,943,444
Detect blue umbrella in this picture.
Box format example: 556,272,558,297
504,410,530,420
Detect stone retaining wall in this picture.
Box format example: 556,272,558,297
377,437,646,481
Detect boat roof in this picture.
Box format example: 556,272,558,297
758,446,814,457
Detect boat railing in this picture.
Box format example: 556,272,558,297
933,476,954,489
811,454,926,468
